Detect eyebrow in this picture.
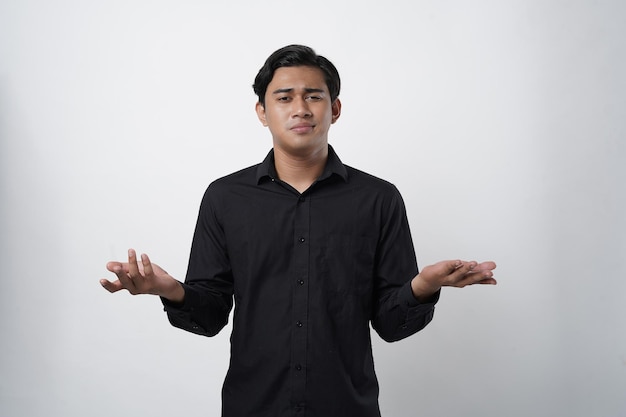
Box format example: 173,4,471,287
271,87,326,95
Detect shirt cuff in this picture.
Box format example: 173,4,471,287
400,280,440,308
160,283,194,312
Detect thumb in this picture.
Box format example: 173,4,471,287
100,279,122,293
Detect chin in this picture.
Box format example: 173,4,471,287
277,140,327,156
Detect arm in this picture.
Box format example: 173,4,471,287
163,185,234,336
100,246,233,337
100,187,234,337
370,188,436,342
372,260,497,343
370,187,497,342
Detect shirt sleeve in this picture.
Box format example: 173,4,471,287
370,186,440,342
161,185,234,337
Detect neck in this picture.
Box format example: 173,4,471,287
273,145,328,193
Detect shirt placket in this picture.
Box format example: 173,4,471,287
291,192,310,414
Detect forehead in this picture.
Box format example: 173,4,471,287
268,66,328,91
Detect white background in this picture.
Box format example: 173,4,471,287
1,1,625,416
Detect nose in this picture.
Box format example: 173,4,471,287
292,97,312,118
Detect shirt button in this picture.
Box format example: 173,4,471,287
296,321,303,327
295,364,302,371
299,196,305,202
298,279,304,285
299,237,305,243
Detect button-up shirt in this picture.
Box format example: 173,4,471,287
163,145,439,417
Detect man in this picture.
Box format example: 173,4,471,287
100,44,497,417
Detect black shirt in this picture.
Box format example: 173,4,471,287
163,146,439,417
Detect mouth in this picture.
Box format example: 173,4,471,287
290,123,315,134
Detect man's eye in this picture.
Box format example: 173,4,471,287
277,96,291,102
306,96,322,101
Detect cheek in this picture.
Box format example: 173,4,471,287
269,109,296,130
320,109,335,125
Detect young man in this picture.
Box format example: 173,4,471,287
101,45,497,417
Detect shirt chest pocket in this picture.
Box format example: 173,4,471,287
316,234,377,295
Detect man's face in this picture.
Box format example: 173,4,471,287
256,66,341,157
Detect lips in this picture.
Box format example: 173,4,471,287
290,123,315,134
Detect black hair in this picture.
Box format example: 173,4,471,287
253,44,341,106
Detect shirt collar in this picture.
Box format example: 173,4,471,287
255,145,349,185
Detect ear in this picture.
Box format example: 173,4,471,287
331,98,342,124
255,102,268,126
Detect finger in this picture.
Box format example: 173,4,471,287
110,262,138,294
437,260,463,274
460,269,497,287
141,253,154,277
106,261,123,273
127,248,140,278
460,276,497,287
474,261,497,272
446,260,478,283
99,279,124,293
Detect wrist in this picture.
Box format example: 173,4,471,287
411,274,440,302
159,278,185,303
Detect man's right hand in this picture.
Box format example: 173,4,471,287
100,248,185,303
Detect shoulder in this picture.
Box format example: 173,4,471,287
196,164,259,210
344,165,401,195
207,164,258,191
341,165,410,216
